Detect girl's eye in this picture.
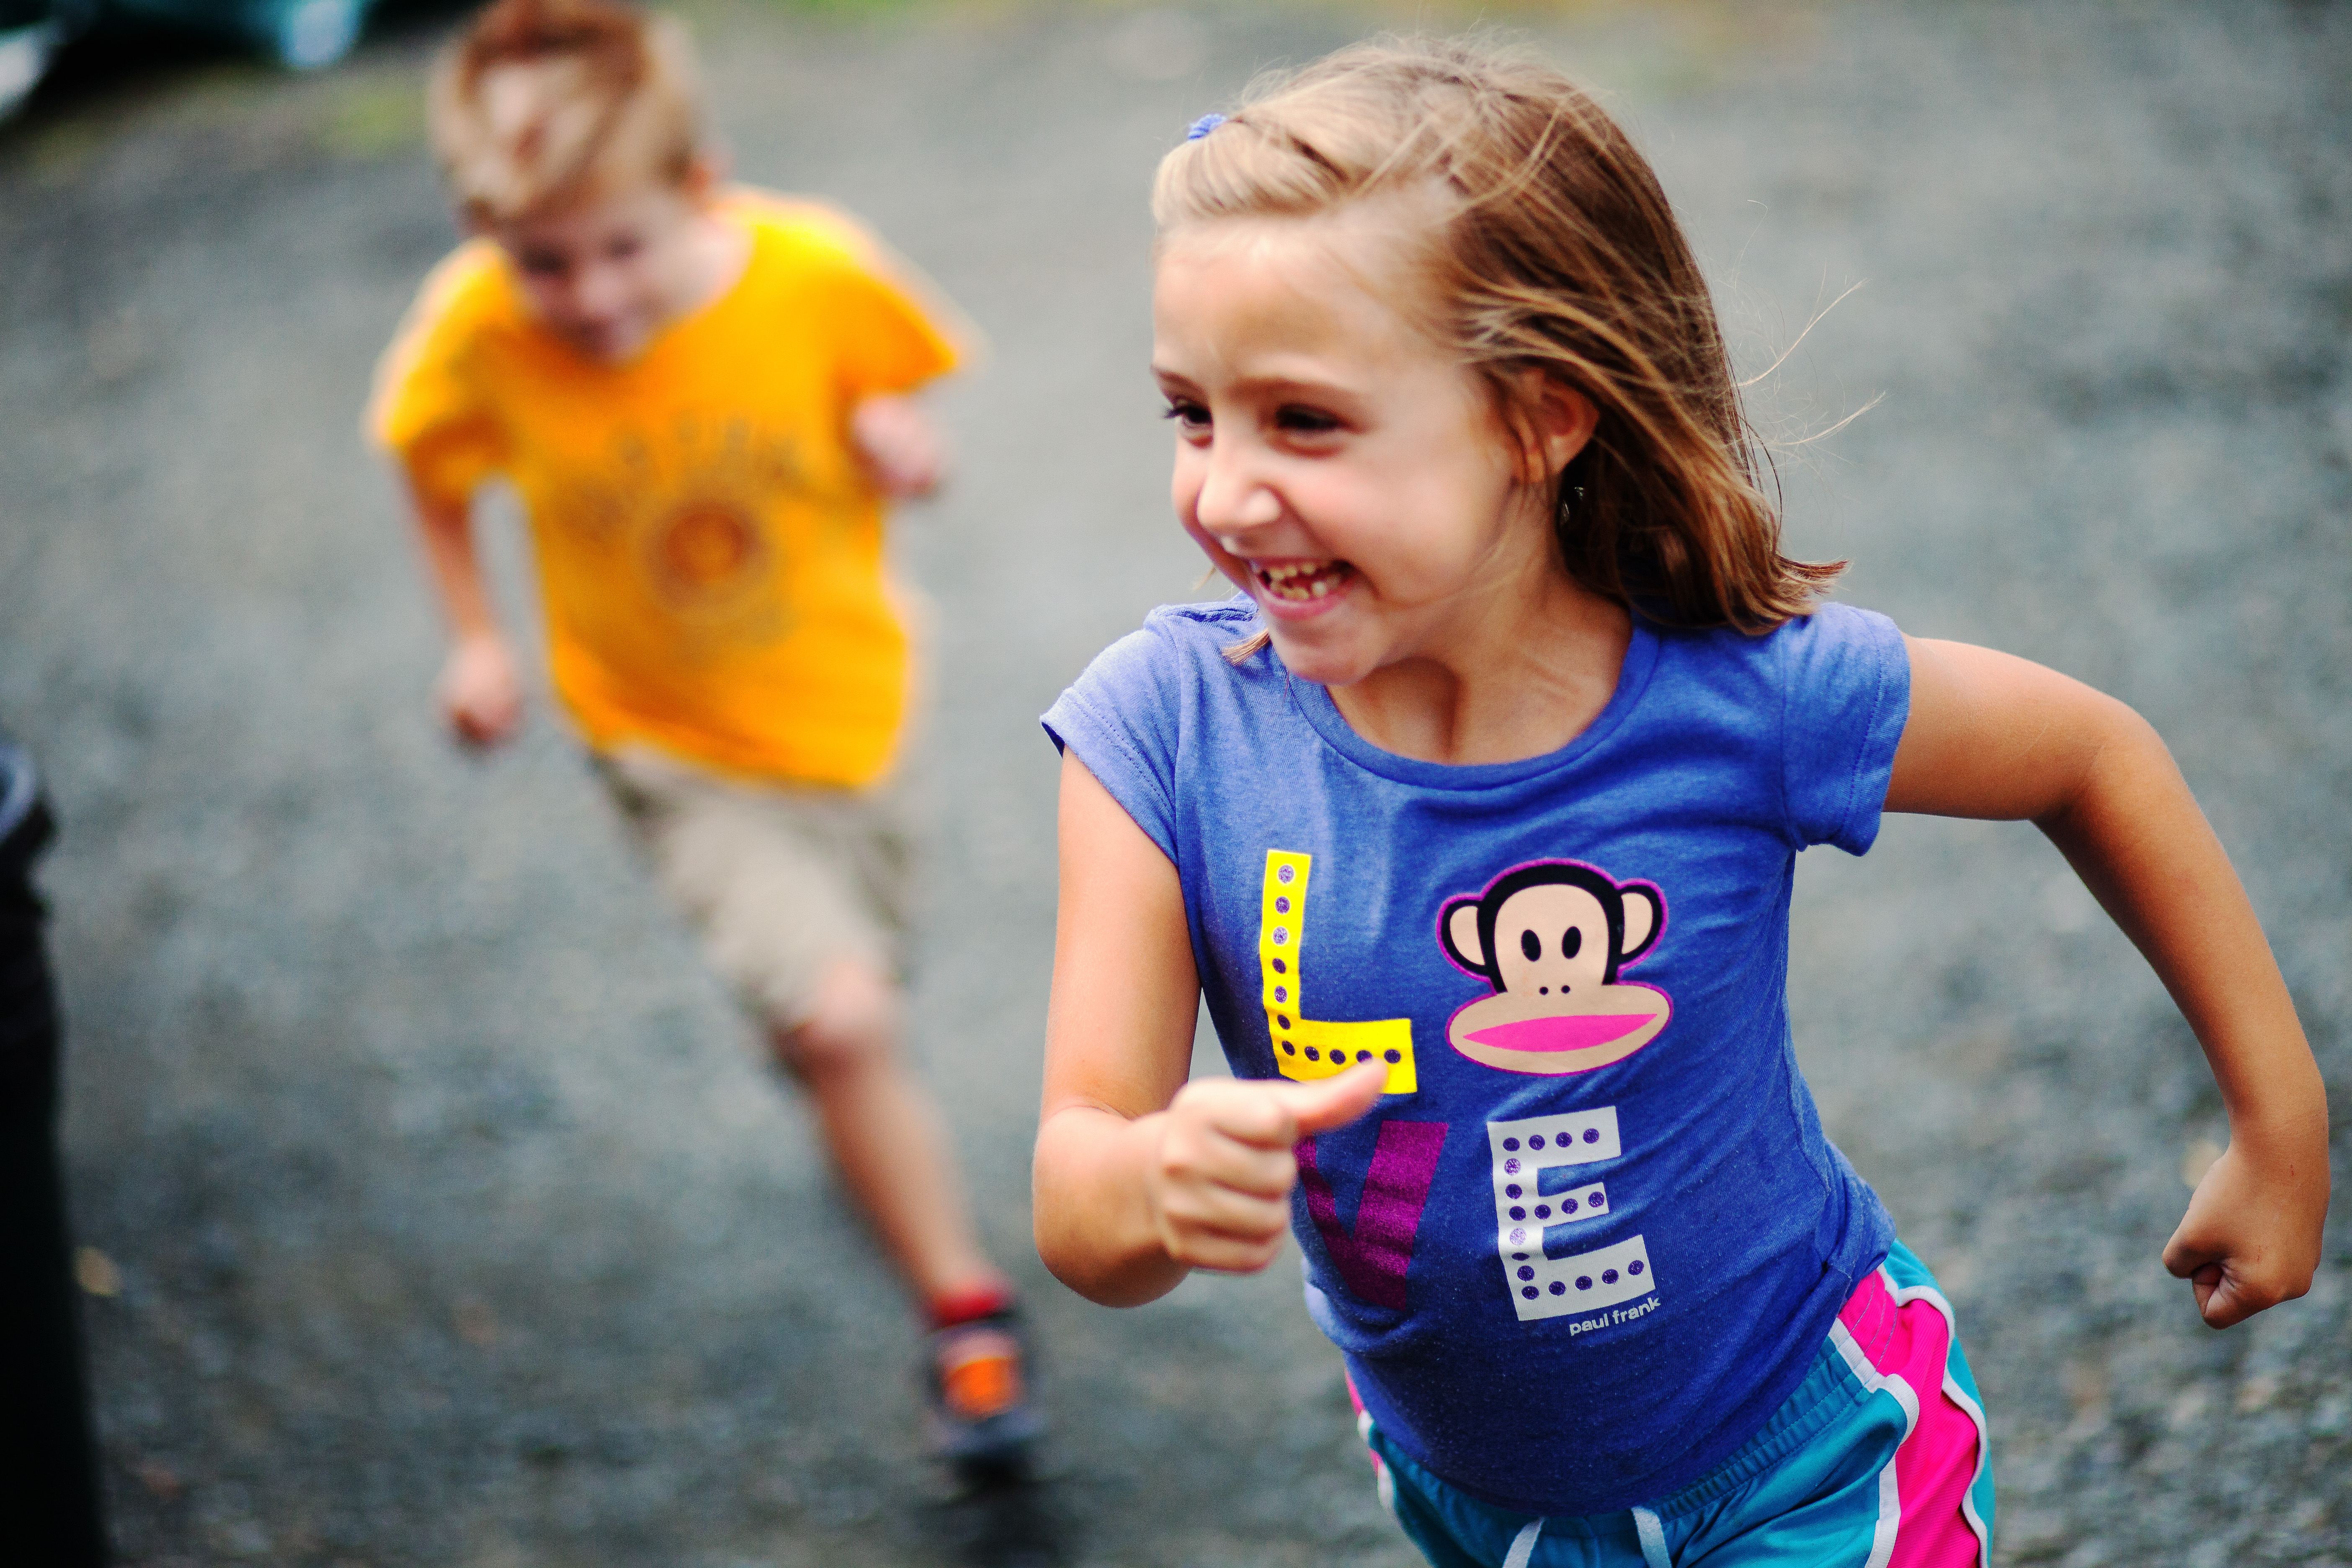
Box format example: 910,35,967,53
1161,400,1210,431
1274,405,1341,435
518,253,566,279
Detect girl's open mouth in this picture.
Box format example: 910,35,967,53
1254,560,1355,603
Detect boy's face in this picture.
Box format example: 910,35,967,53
486,179,714,364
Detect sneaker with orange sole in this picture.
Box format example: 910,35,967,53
924,1304,1043,1475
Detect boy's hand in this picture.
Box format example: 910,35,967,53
2161,1126,2328,1328
849,393,945,499
436,633,524,749
1146,1060,1387,1274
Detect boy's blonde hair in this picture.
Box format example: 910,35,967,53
430,0,703,226
1156,37,1840,633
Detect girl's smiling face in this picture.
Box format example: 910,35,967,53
1152,208,1589,690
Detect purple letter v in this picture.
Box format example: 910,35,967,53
1296,1121,1448,1312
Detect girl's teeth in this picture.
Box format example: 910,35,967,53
1253,563,1347,602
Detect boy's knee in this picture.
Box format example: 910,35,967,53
773,957,901,1081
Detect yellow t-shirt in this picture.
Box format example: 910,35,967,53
368,191,959,787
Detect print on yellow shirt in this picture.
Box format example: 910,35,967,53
369,191,961,788
553,415,820,656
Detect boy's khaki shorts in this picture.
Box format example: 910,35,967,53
592,748,919,1032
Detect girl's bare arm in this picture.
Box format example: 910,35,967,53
1035,751,1384,1307
1887,637,2328,1327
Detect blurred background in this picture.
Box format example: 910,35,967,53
2,1,2348,1564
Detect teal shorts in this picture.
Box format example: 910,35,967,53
1357,1241,1995,1568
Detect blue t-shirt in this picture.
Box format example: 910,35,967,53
1042,598,1912,1516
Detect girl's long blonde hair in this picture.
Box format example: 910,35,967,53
1155,37,1839,633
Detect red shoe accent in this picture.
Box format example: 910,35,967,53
927,1282,1015,1331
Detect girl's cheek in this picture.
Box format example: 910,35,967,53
1169,455,1207,524
1179,516,1226,564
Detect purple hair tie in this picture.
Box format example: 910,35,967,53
1185,113,1225,142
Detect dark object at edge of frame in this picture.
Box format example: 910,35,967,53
0,738,111,1568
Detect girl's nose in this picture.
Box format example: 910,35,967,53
1192,436,1283,539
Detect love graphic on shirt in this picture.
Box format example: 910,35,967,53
1438,860,1671,1076
1487,1107,1656,1323
1297,1120,1447,1312
1260,850,1418,1094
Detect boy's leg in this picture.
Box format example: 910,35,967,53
596,750,1040,1463
777,953,1042,1468
773,953,1001,1304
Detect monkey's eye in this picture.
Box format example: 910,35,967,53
1562,928,1583,959
1520,930,1542,961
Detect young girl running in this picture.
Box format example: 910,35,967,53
1032,38,2328,1568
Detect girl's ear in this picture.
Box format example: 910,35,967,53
1514,374,1599,484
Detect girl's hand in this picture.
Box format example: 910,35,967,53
1148,1062,1389,1274
436,633,524,748
2162,1126,2329,1328
849,393,945,499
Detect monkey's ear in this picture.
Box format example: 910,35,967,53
1617,884,1661,963
1441,898,1488,973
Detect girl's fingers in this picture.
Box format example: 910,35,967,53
2182,1259,2264,1330
1170,1231,1288,1275
1147,1063,1392,1277
1156,1187,1292,1269
1160,1102,1305,1196
2160,1143,2316,1327
2188,1263,2229,1326
1158,1181,1291,1240
1162,1136,1298,1201
1283,1060,1390,1136
1196,1060,1388,1149
2163,1241,2260,1328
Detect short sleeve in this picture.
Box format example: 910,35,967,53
1779,603,1911,855
824,256,961,401
1040,624,1184,864
366,245,511,508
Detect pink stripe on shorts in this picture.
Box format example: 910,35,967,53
1829,1264,1994,1567
1347,1240,1992,1567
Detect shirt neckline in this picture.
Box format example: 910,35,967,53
1284,613,1662,790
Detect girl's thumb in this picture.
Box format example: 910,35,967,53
1283,1060,1390,1137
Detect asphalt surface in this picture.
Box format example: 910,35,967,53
2,2,2348,1564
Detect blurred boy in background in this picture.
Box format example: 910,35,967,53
367,0,1038,1470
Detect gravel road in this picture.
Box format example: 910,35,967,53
2,2,2347,1564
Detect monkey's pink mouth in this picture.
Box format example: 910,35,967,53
1464,1015,1655,1053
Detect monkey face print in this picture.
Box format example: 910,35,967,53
1438,860,1670,1075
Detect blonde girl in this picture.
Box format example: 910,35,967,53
1032,37,2326,1568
